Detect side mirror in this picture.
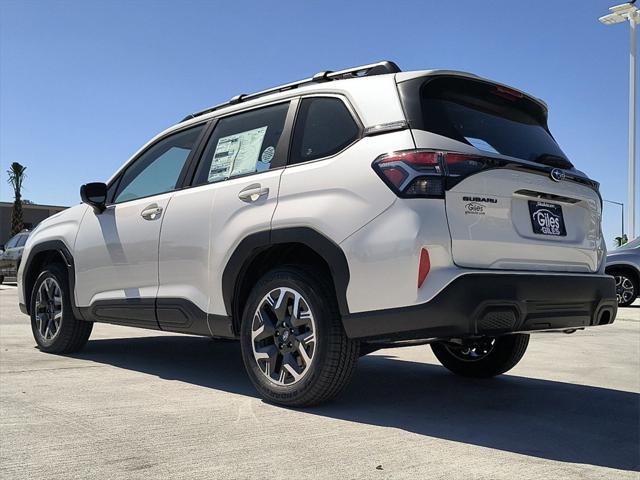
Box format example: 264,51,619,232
80,182,108,213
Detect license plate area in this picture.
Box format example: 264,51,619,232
528,200,566,237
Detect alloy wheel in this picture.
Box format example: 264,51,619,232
34,277,63,343
444,338,496,362
615,274,635,305
251,287,316,386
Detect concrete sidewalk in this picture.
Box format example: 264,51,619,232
1,284,638,479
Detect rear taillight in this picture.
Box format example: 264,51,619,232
372,149,490,198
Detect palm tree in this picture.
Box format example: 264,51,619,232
7,162,27,236
614,234,629,247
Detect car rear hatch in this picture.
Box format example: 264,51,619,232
394,73,603,272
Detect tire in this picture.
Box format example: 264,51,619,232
0,275,4,285
240,265,359,407
609,268,638,307
30,263,93,354
431,334,529,378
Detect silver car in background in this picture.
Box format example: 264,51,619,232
606,238,640,306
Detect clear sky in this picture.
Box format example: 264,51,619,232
0,0,635,247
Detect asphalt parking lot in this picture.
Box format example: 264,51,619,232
0,283,638,480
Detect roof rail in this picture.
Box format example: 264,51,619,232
180,60,401,122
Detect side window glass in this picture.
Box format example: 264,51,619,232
5,235,19,249
193,102,289,185
290,97,359,165
16,235,28,247
114,125,204,203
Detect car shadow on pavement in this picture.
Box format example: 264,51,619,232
74,335,639,472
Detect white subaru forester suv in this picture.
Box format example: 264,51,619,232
18,61,617,406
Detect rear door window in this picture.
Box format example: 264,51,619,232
290,97,359,165
193,102,289,185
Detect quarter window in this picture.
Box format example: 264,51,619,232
290,97,359,165
114,125,205,203
193,102,289,186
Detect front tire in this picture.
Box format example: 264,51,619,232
240,266,359,407
30,263,93,354
431,334,529,378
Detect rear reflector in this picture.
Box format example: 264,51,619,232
418,248,431,288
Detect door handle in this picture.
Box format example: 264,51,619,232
140,203,163,220
238,184,269,202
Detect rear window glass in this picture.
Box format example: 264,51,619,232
411,77,571,167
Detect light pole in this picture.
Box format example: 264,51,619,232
599,2,639,239
604,199,625,239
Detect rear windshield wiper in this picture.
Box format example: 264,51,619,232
534,154,573,169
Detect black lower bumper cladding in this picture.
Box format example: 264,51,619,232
342,273,617,341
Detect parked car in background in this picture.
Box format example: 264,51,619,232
606,237,640,307
0,230,31,284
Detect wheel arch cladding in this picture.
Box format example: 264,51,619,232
222,227,351,331
22,240,82,319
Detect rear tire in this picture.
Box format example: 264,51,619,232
240,266,359,407
30,263,93,354
0,275,4,285
431,334,529,378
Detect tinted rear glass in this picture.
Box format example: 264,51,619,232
290,97,359,164
405,77,571,167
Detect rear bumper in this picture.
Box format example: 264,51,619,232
342,273,617,341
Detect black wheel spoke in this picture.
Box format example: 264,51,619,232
273,289,295,322
296,330,315,345
290,305,312,328
253,307,276,342
281,352,303,383
37,313,47,336
255,344,279,377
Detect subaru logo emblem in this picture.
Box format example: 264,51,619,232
550,168,565,182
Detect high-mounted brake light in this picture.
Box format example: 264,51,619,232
493,85,524,101
372,149,490,198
